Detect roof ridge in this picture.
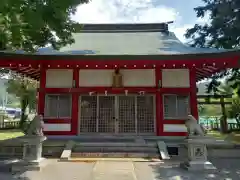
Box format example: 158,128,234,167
74,23,172,33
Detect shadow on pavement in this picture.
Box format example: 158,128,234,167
0,171,31,180
149,158,240,180
0,136,31,180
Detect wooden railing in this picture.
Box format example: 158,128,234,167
210,123,240,132
0,121,20,129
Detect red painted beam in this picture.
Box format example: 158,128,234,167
71,68,80,135
44,131,76,135
190,69,199,120
42,87,158,94
161,132,187,136
163,120,185,124
155,68,163,136
43,119,71,124
41,87,194,95
160,88,191,94
38,67,46,115
0,56,236,69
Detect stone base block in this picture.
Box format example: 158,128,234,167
11,158,48,172
180,160,217,171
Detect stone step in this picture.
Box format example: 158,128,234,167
0,154,22,159
73,146,158,153
71,152,160,158
68,157,161,162
0,164,12,172
63,136,137,143
47,135,185,140
0,159,18,173
60,140,75,161
73,139,135,143
157,141,170,160
73,142,156,147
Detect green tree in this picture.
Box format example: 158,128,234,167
227,98,240,123
185,0,240,95
0,0,89,52
198,105,206,116
186,0,240,132
185,0,240,49
0,0,90,132
5,75,37,130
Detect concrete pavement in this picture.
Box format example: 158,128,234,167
0,158,240,180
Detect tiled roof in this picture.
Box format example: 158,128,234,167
60,30,228,55
1,23,233,56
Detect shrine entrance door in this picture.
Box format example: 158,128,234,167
79,94,155,135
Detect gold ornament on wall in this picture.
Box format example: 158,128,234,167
112,69,123,88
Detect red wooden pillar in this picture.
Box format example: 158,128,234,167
190,68,199,120
38,66,46,115
155,67,163,136
71,68,79,135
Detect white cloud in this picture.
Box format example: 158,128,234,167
196,12,210,24
173,13,210,43
72,0,192,42
72,0,179,23
170,24,193,43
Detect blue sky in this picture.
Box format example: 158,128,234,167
71,0,209,43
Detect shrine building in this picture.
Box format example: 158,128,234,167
0,23,239,137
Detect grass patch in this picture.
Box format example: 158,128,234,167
207,130,240,144
207,131,229,139
0,129,24,140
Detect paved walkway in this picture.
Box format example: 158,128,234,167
0,158,240,180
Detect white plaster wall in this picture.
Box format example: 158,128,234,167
46,69,73,88
163,124,187,132
162,69,190,87
121,69,155,87
79,70,114,87
44,124,71,131
79,69,155,87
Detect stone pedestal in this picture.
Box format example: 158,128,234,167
180,136,217,171
11,135,47,172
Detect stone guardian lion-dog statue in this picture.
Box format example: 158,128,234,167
26,114,45,136
184,115,206,137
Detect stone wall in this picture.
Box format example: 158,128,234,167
0,140,65,159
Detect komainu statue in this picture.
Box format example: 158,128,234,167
26,114,44,136
184,115,206,137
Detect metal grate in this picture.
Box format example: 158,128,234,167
98,96,115,133
137,96,155,133
45,94,72,118
177,95,190,117
163,95,177,119
118,96,136,133
163,94,190,119
79,96,97,133
79,95,155,134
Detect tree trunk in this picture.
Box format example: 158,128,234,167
220,97,228,133
19,96,28,132
235,116,240,131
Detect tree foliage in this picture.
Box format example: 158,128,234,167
6,74,38,130
185,0,240,49
227,98,240,118
0,0,90,88
0,0,90,132
185,0,240,95
0,0,89,52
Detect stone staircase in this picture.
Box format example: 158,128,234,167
71,142,159,159
59,136,182,161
